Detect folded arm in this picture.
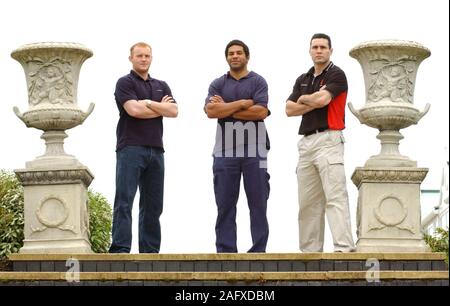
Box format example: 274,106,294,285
123,99,161,119
205,95,254,119
232,105,268,120
285,100,315,117
145,95,178,118
298,87,332,108
123,95,178,119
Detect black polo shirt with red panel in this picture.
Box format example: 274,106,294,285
287,62,348,135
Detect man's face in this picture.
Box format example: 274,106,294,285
309,38,332,65
129,46,152,74
226,45,249,71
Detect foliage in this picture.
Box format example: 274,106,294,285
424,227,449,265
0,170,112,260
87,190,112,253
0,170,24,260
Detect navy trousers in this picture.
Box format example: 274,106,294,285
213,156,270,253
109,145,164,253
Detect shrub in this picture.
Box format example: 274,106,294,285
0,169,112,259
87,190,112,253
424,227,449,265
0,171,24,260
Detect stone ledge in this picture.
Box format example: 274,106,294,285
0,271,448,282
352,167,429,187
15,167,93,187
8,252,447,261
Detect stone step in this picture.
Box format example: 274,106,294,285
0,271,448,286
8,253,448,273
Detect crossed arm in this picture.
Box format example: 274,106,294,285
285,86,332,117
123,95,178,119
205,95,268,120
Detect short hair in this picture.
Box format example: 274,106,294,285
225,40,250,58
310,33,332,49
130,42,152,55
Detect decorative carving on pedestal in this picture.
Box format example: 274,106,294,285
31,195,75,234
352,167,428,187
12,42,95,253
349,40,431,252
369,196,414,234
15,168,93,187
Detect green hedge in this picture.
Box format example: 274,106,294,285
0,170,112,259
424,227,449,265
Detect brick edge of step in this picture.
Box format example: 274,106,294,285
0,271,448,282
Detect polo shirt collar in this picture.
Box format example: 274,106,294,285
226,70,254,80
130,69,152,81
307,61,334,77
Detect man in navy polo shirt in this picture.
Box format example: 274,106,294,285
285,33,355,253
205,40,270,253
109,42,178,253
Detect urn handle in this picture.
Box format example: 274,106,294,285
415,103,430,123
348,102,363,123
13,106,29,127
81,102,95,123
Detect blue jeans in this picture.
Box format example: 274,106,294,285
213,156,270,253
109,146,164,253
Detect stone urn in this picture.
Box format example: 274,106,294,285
11,42,95,168
348,40,430,167
349,40,431,252
11,42,95,253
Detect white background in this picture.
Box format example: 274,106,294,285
0,0,448,253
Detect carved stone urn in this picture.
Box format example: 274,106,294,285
11,42,95,253
11,42,94,168
348,40,430,167
349,40,430,252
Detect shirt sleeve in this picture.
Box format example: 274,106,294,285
162,81,177,104
323,69,348,98
287,76,302,102
114,77,138,106
253,76,269,107
205,78,221,107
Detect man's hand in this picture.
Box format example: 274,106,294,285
296,85,331,108
240,99,254,109
297,85,327,105
209,95,225,104
161,95,174,103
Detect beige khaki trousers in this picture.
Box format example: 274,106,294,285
296,130,355,252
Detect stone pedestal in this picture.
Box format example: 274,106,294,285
15,168,93,253
11,42,95,253
348,40,431,252
352,168,430,252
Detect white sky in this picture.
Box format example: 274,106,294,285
0,0,448,253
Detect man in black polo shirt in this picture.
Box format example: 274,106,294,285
286,33,355,253
109,42,178,253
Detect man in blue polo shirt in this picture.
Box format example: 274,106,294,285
205,40,270,253
109,42,178,253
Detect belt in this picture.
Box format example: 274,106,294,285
304,128,328,137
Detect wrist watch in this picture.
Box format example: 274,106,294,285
146,100,153,108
